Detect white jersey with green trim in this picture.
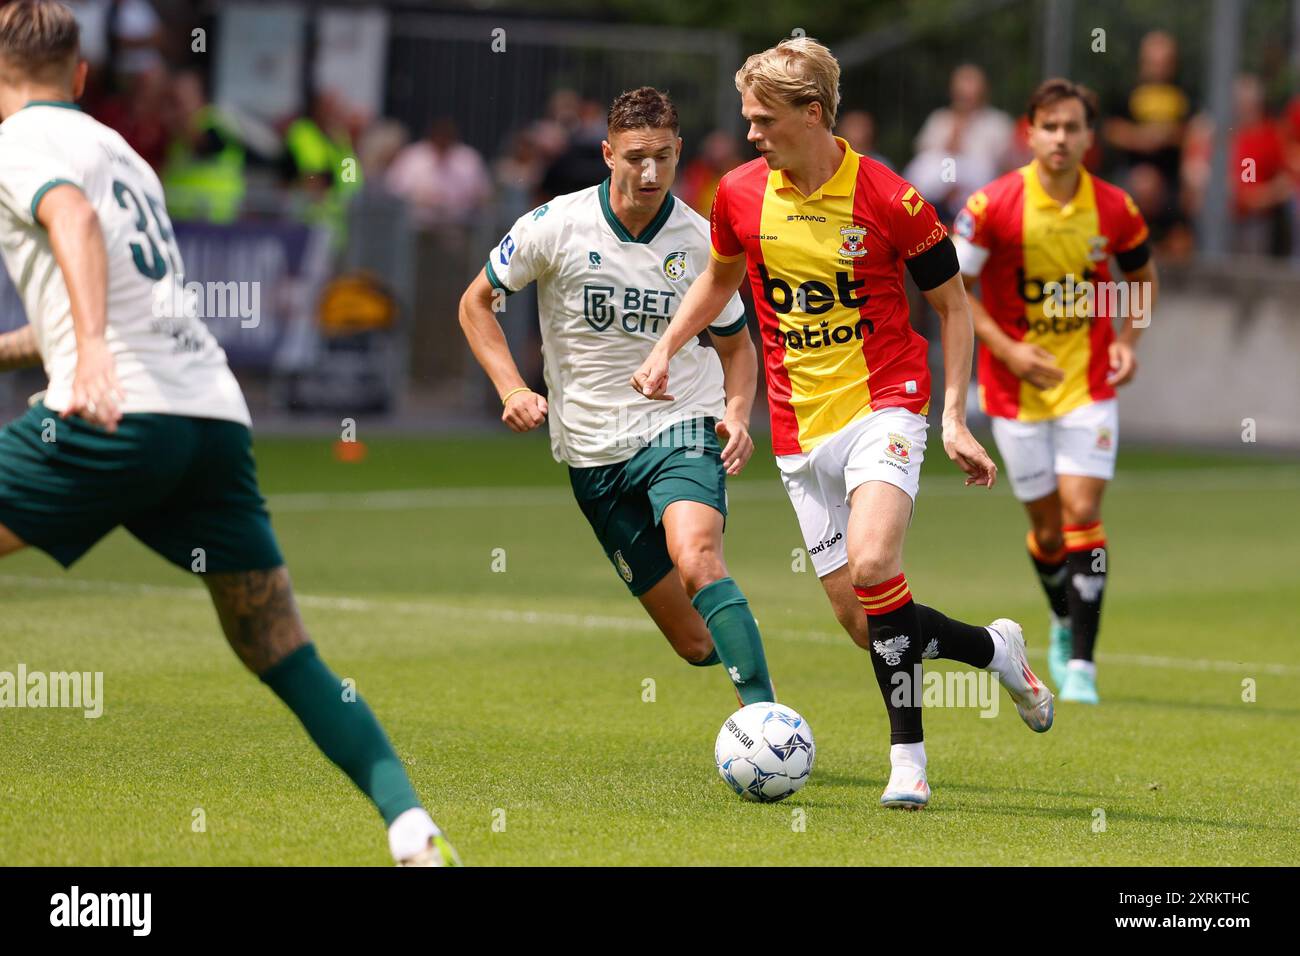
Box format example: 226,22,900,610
0,102,249,425
486,180,747,467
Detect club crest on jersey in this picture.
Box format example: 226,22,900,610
589,251,602,268
1086,236,1109,263
662,251,687,281
885,432,912,464
614,549,633,582
954,208,976,240
838,225,868,258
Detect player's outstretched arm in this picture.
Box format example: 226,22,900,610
458,268,547,432
631,254,746,400
37,184,122,432
1108,259,1158,387
0,325,40,372
708,326,757,476
924,271,997,488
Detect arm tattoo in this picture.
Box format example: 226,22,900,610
204,566,311,674
0,325,41,372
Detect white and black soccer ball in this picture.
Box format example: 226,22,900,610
714,702,815,802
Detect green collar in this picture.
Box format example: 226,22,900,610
23,100,82,111
598,178,674,244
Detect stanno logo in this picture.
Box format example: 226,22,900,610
899,186,925,216
589,251,602,268
788,214,826,222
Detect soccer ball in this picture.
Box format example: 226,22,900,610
714,702,815,802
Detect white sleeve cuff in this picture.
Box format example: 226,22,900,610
953,235,990,276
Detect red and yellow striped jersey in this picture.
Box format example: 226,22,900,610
710,138,943,455
955,161,1149,422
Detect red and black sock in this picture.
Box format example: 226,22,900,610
1026,531,1070,619
1064,521,1108,661
855,573,924,744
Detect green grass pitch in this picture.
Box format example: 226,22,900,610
1,431,1297,865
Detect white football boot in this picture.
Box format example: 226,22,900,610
987,618,1054,732
879,762,930,810
389,808,463,867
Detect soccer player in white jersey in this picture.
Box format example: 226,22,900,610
0,0,457,866
459,87,776,706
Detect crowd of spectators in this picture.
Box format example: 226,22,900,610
60,4,1300,264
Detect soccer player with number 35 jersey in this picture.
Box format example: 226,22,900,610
0,0,457,866
954,79,1159,704
634,38,1055,810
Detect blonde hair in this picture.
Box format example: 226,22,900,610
735,37,840,128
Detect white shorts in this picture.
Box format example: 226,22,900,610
775,407,929,578
990,398,1118,503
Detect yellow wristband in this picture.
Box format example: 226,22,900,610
501,386,531,406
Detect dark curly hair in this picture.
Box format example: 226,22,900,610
607,87,680,136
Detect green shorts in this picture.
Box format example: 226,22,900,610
568,417,727,596
0,402,283,573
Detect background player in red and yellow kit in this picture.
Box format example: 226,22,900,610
633,38,1055,811
954,79,1160,704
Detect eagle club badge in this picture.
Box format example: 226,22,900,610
615,550,634,583
662,251,687,281
1096,426,1113,451
838,225,868,258
885,432,912,464
872,635,910,666
1086,236,1109,263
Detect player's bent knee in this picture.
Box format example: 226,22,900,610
1061,503,1102,527
674,548,727,597
847,550,898,590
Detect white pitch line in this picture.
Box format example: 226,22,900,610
2,573,1296,678
266,466,1300,512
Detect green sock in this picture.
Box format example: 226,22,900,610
687,648,721,667
260,644,421,826
691,577,775,705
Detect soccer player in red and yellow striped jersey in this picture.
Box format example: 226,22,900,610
633,38,1055,810
954,79,1160,704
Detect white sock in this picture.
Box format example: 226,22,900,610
986,626,1010,674
1067,659,1097,678
387,807,439,862
890,742,926,770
